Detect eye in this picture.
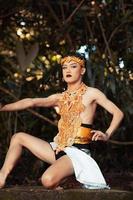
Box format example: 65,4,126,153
71,65,77,68
62,66,67,70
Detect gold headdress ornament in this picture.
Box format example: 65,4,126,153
61,56,85,68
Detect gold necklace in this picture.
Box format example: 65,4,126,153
66,82,84,96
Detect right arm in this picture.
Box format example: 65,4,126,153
0,94,61,112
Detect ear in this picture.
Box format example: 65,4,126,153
81,67,86,75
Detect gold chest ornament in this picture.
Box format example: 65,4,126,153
54,83,88,150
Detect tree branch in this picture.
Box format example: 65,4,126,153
44,0,73,47
97,14,112,59
63,0,85,24
109,139,133,146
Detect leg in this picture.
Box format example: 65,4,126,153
0,132,55,188
41,155,74,189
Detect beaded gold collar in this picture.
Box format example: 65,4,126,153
54,83,88,150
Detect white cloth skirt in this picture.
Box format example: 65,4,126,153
50,142,110,189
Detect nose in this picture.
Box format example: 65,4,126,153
65,66,71,73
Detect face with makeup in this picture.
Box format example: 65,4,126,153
61,59,86,84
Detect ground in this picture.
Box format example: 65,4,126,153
0,186,132,200
0,172,132,200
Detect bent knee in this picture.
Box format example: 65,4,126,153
41,174,56,189
11,132,27,144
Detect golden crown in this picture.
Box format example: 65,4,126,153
61,56,85,67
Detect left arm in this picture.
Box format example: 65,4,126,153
91,89,124,141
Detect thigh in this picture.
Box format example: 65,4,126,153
42,155,74,182
17,132,55,164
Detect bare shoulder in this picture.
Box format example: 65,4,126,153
45,93,62,105
85,86,106,98
83,86,108,106
48,93,62,101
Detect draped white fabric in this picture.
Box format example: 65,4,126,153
50,142,110,189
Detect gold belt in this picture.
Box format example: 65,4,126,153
74,127,93,144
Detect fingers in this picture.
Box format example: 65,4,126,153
91,130,106,141
55,148,62,155
91,130,99,141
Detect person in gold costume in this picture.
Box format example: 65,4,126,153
0,53,123,189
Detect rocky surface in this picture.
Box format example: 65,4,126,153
0,173,132,200
0,186,132,200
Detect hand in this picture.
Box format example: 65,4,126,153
91,130,109,141
55,147,62,155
